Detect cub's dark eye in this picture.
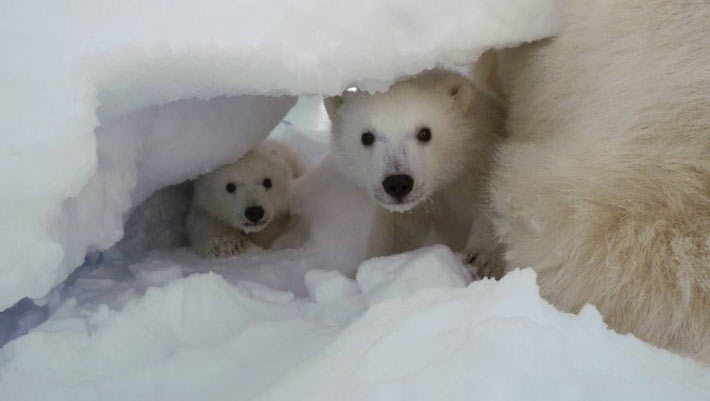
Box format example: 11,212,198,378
263,178,272,189
417,127,432,143
361,131,375,147
226,182,236,193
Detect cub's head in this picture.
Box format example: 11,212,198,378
193,142,302,233
327,70,491,212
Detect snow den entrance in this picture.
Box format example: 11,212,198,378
0,0,560,310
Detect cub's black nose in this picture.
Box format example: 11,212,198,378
382,174,414,200
244,206,265,223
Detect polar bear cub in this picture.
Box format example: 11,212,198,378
326,67,505,278
187,140,305,258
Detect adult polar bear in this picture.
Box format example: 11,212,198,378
490,0,710,361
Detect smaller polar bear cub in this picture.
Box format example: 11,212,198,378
187,140,305,258
327,65,505,278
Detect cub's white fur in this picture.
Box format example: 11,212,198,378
187,140,304,258
327,67,505,278
490,0,710,361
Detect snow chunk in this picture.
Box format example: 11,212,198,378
305,269,361,305
305,270,367,326
357,245,471,305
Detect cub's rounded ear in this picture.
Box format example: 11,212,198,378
324,95,344,124
440,73,474,111
264,141,306,180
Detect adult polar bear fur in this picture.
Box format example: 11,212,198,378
490,0,710,361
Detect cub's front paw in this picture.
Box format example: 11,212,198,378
459,246,506,281
196,236,247,259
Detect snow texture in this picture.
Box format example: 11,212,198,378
0,0,560,311
357,245,471,306
1,248,708,401
260,268,710,401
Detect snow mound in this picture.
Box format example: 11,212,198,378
260,271,710,401
357,244,471,305
0,273,337,401
1,247,708,401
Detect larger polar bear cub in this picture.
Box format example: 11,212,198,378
187,140,305,258
326,65,505,278
490,0,710,361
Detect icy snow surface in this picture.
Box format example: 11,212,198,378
1,0,560,311
1,247,709,401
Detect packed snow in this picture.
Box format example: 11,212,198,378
2,248,709,401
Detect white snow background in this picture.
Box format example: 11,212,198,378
1,0,709,400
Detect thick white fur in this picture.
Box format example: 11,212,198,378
327,68,505,277
187,140,305,258
490,0,710,361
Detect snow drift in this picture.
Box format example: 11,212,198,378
1,247,708,401
0,0,560,311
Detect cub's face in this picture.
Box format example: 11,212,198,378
194,147,292,233
328,71,476,212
